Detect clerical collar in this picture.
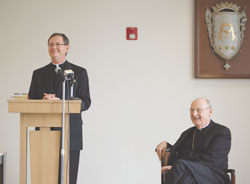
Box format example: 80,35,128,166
196,120,211,131
51,60,66,66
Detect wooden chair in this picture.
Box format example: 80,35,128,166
160,151,236,184
227,169,236,184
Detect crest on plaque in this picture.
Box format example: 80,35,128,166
205,2,247,70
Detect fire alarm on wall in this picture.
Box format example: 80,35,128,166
126,27,138,40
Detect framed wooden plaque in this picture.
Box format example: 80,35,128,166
195,0,250,78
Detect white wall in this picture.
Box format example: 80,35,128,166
1,0,250,183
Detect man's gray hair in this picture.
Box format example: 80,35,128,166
205,98,212,108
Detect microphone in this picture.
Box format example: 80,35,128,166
55,65,64,76
64,69,74,80
54,64,74,80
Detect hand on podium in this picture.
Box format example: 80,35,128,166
43,93,60,100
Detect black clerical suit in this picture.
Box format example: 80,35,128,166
28,60,91,184
165,120,231,184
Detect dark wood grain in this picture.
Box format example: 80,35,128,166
195,0,250,78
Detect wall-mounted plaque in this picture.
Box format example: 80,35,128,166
195,0,250,78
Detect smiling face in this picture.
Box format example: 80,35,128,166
190,98,213,129
48,35,69,64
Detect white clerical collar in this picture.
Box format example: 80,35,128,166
197,122,210,131
51,60,66,66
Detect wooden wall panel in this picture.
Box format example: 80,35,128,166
195,0,250,78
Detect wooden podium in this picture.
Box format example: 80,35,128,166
8,99,81,184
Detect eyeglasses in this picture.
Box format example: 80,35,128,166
48,43,66,47
189,106,210,113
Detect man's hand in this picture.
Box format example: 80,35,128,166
155,141,167,161
43,93,60,100
161,165,172,174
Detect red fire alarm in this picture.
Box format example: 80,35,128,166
126,27,138,40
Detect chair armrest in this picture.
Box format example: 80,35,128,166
227,169,236,184
154,148,171,166
161,151,171,167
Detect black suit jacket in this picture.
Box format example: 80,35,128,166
28,61,91,150
168,120,231,182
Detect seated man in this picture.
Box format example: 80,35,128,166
155,97,231,184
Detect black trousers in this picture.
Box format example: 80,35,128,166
164,159,228,184
58,150,80,184
70,151,80,184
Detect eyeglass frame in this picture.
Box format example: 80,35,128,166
48,43,67,47
189,106,211,113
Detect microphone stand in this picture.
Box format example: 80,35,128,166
55,68,75,184
61,77,74,184
61,79,66,184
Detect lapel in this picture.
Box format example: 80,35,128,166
46,64,58,95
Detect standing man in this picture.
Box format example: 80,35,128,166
29,33,91,184
155,97,231,184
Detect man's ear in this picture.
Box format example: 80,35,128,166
65,45,70,56
209,108,213,114
66,45,70,51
